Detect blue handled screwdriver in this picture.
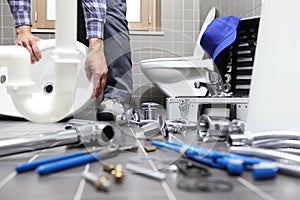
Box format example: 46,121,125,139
15,147,114,173
16,151,87,173
15,145,137,174
36,145,137,175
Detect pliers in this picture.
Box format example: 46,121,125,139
151,140,278,179
15,145,138,175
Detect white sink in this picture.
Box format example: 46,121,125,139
0,39,93,120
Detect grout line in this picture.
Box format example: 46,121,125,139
128,127,177,200
0,149,45,189
73,164,90,200
0,171,17,189
236,177,277,200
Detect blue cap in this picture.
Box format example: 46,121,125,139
200,15,240,60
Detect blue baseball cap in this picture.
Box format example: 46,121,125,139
200,15,241,60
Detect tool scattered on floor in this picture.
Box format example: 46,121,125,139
125,163,167,181
16,147,107,173
151,140,278,179
175,158,233,192
177,177,234,192
175,158,211,177
229,146,300,177
0,123,114,157
14,145,137,175
82,171,111,191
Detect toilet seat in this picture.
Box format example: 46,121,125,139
140,8,217,97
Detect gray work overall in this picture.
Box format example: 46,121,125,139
77,0,133,104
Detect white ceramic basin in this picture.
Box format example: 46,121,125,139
0,39,93,119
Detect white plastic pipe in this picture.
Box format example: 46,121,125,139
52,0,79,58
246,0,300,132
0,46,34,89
0,0,80,123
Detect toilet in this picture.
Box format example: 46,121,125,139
140,7,217,97
0,39,94,119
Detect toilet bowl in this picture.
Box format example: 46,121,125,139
140,7,217,97
0,39,93,119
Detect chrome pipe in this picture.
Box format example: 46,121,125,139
229,146,300,177
229,146,300,165
0,124,114,157
252,140,300,149
228,131,300,146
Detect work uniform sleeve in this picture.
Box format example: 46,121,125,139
7,0,32,27
81,0,106,39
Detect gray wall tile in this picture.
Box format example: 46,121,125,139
0,0,262,108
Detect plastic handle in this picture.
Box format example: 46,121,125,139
151,140,181,153
15,151,84,173
36,152,100,175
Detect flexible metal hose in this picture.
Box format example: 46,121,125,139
251,131,300,141
252,140,300,149
276,148,300,156
228,146,300,176
229,146,300,165
228,131,300,146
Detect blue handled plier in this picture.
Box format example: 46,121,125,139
15,145,137,175
151,140,278,179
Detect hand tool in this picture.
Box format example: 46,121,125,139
177,177,233,192
15,145,137,175
15,147,108,173
151,140,278,179
175,158,211,177
125,163,167,181
229,146,300,177
175,158,233,192
0,123,114,157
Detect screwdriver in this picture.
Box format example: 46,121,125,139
15,145,137,174
36,145,137,175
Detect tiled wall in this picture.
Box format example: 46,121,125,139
0,0,262,107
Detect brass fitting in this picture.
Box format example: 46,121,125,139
111,164,124,182
103,164,124,183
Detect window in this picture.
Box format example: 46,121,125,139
126,0,160,31
31,0,54,29
31,0,160,31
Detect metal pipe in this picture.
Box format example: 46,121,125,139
229,146,300,177
229,146,300,165
252,140,300,149
0,124,114,157
228,131,300,146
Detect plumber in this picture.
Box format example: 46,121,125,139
7,0,132,121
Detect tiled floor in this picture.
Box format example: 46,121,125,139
0,117,300,200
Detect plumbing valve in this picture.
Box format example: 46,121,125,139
141,102,161,120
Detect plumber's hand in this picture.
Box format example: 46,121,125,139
85,38,108,98
15,26,42,64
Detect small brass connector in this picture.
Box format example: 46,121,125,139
111,164,124,183
103,164,115,172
